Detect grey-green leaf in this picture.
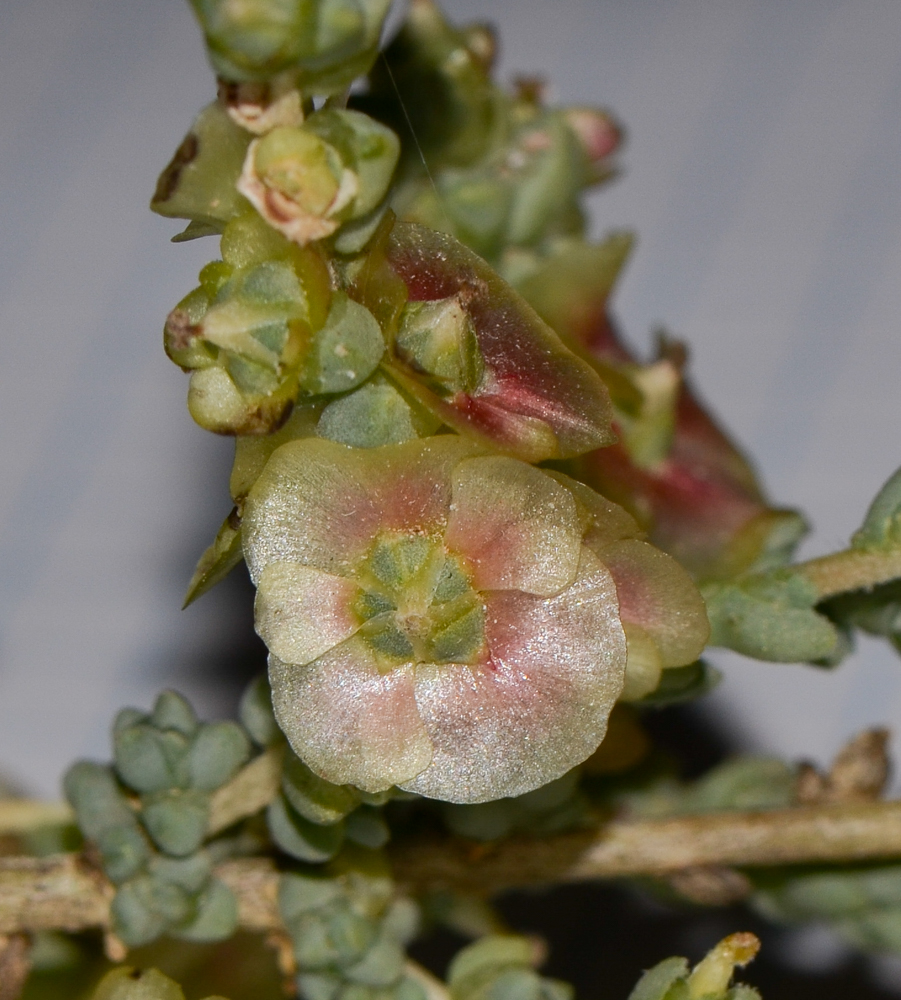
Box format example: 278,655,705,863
187,721,252,790
267,793,345,862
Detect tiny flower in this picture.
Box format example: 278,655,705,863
238,111,400,246
242,435,708,803
384,222,617,463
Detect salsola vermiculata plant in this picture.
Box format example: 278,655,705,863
7,2,901,998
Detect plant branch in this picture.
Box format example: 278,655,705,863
6,800,901,934
794,547,901,601
0,747,283,841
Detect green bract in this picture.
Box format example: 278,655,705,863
189,0,392,92
241,435,707,802
151,101,253,239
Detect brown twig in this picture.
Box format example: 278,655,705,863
6,801,901,934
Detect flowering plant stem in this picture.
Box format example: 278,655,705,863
795,545,901,601
5,798,901,936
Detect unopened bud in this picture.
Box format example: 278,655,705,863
564,107,622,168
189,0,392,91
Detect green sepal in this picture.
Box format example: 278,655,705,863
332,201,390,255
447,936,533,990
853,466,901,550
395,297,484,397
268,793,345,862
702,573,838,662
171,219,222,243
299,292,385,394
632,660,722,708
230,400,323,502
149,851,213,895
821,579,901,653
114,708,148,735
140,789,211,857
504,114,587,249
282,749,362,825
151,101,251,231
184,508,245,607
297,972,343,1000
681,757,796,814
187,721,252,790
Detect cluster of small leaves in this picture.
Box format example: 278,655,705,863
278,854,424,1000
64,691,251,947
702,464,901,666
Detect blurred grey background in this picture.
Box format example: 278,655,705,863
2,0,901,814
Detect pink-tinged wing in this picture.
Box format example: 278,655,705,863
243,438,381,580
446,456,583,597
385,223,616,463
254,562,363,666
401,551,626,803
374,436,484,536
546,470,643,547
598,538,709,668
269,639,432,793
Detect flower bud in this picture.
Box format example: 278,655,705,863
382,222,616,463
564,107,622,184
189,0,392,92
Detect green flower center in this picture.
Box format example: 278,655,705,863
354,533,486,669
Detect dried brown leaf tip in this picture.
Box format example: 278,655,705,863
795,727,891,805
